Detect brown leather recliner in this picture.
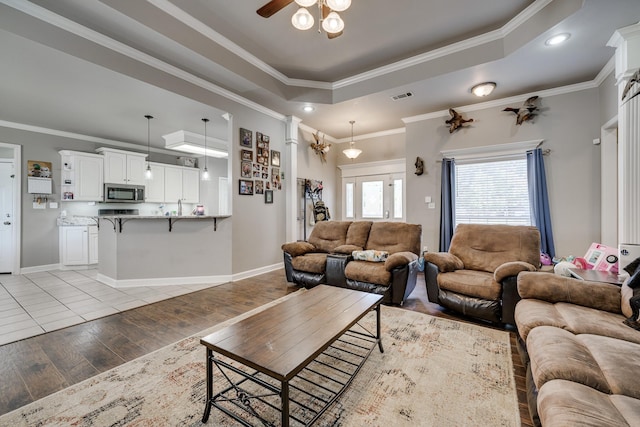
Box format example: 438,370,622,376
424,224,540,325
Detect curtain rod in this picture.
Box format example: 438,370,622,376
435,148,551,163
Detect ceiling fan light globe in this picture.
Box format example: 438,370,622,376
322,11,344,33
326,0,351,12
295,0,317,7
292,7,314,30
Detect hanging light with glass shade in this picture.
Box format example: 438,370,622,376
144,115,153,179
342,120,362,159
201,118,210,181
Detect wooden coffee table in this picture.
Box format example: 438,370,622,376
200,285,383,426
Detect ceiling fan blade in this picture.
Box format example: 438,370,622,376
257,0,295,18
328,31,343,39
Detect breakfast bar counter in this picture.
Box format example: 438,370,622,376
96,215,231,287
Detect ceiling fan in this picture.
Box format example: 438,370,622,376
257,0,347,39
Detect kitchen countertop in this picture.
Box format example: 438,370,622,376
96,214,226,219
96,214,230,232
56,216,99,226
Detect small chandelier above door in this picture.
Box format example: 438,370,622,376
343,120,362,159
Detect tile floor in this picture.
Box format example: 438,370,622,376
0,269,219,346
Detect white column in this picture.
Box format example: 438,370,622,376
608,22,640,246
284,116,301,242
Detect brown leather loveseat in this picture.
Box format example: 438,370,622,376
424,223,540,325
282,221,422,305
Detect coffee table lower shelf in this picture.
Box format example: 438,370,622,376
202,313,382,426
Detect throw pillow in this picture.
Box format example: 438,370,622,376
623,292,640,331
623,256,640,275
352,250,389,262
627,264,640,289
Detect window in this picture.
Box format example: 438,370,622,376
393,179,403,219
339,159,406,222
345,182,354,218
362,180,384,218
455,158,530,226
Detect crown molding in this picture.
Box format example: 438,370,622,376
0,120,181,156
1,0,287,122
402,79,600,123
7,0,557,94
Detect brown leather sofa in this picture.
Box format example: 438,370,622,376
515,271,640,426
281,221,422,305
424,223,540,325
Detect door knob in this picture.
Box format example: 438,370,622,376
3,221,11,225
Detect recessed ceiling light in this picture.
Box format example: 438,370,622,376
470,82,496,97
545,33,571,46
302,105,315,113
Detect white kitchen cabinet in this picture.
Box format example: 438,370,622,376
88,225,99,264
182,168,200,203
164,165,200,203
96,147,147,185
60,226,89,266
60,225,99,266
59,150,104,201
144,162,165,203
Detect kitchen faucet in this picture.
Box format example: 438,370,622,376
177,199,182,216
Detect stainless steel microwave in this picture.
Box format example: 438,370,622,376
104,184,145,203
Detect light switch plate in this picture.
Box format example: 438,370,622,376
428,202,436,209
424,196,432,203
49,202,58,209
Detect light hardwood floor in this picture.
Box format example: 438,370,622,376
0,270,532,426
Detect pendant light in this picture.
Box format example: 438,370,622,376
201,118,210,181
342,120,362,159
144,115,153,179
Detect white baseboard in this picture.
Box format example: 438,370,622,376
96,273,233,288
17,262,285,286
231,262,284,281
19,264,60,274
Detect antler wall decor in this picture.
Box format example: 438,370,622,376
310,131,331,163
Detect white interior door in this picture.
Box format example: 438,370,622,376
0,161,15,273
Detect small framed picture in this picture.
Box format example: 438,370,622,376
265,190,273,204
271,150,280,167
239,179,253,195
255,180,264,194
241,149,253,161
240,128,252,148
241,160,252,178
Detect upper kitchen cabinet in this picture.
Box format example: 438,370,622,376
59,150,104,201
144,162,165,203
96,147,147,185
164,165,200,203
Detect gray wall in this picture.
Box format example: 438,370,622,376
599,72,619,126
404,88,603,257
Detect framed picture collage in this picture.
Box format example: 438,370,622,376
239,127,281,203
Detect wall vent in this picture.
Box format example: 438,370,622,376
391,92,413,101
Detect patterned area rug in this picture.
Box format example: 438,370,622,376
0,295,520,426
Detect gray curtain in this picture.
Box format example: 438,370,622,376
439,158,456,251
527,148,555,258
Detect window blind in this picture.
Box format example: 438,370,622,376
455,158,530,226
